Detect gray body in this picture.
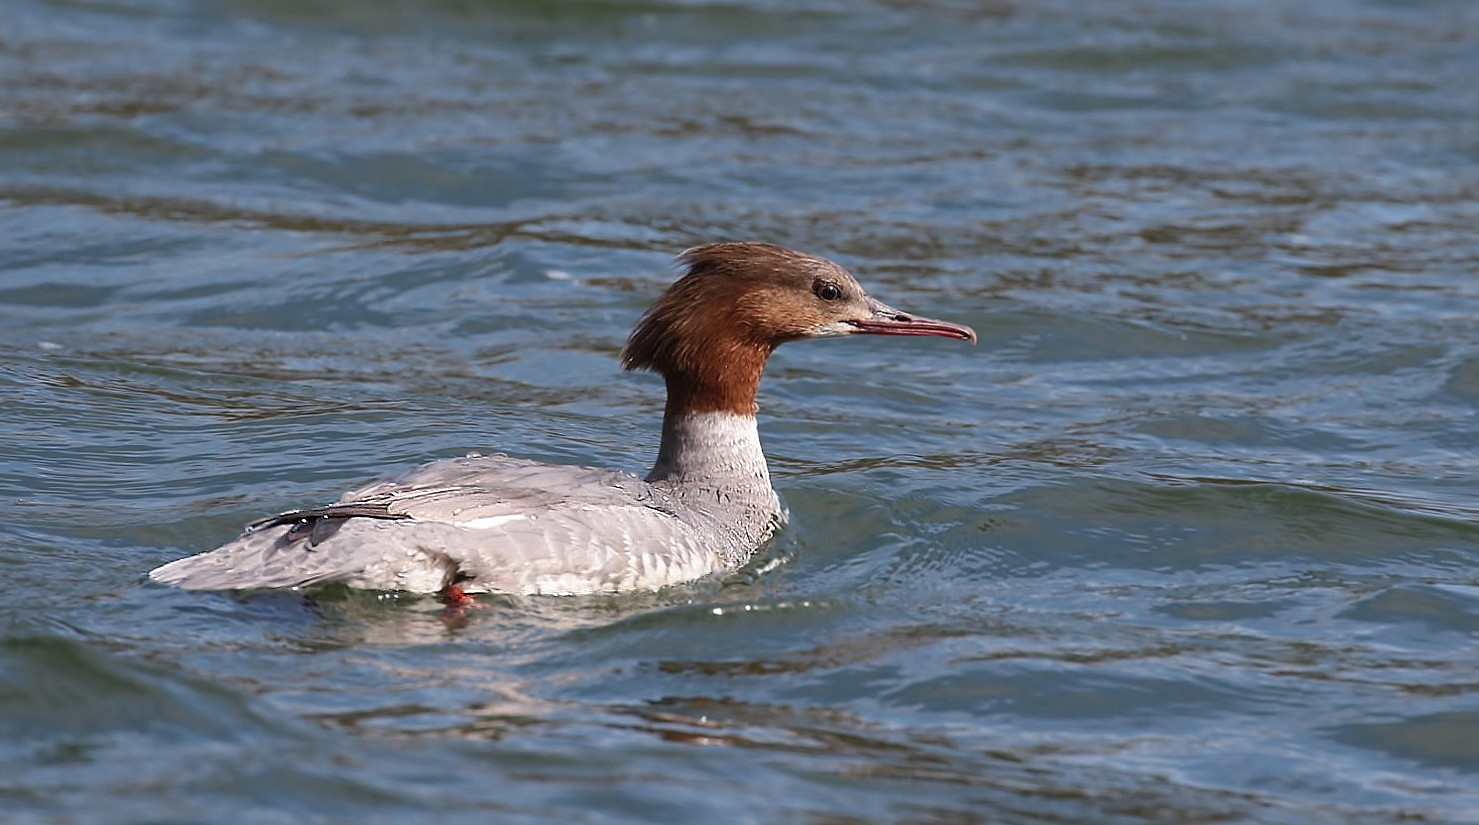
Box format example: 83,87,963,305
150,412,783,594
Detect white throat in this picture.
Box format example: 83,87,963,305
647,411,772,487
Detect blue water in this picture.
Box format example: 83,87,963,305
3,0,1479,821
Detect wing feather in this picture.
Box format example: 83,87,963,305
149,454,722,594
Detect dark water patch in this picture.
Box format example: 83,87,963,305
1340,584,1479,636
0,185,535,246
254,146,592,209
0,281,119,308
0,126,212,173
1329,711,1479,775
0,635,272,742
1019,477,1479,572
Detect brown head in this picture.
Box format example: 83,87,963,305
621,242,976,417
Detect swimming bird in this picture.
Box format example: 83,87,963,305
149,242,976,597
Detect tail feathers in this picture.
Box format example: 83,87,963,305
149,525,340,590
149,515,457,592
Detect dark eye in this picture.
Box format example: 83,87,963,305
814,280,842,302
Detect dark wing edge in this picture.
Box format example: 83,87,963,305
244,502,414,547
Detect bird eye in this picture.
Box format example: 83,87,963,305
814,280,842,302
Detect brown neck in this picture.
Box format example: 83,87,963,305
660,342,770,419
648,344,777,486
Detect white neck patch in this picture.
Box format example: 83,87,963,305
647,411,771,485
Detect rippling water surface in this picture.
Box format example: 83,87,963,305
4,0,1479,821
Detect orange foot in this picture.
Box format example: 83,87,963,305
441,583,481,608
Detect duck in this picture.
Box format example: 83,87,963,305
148,242,976,597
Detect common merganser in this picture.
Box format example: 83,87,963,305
149,243,976,596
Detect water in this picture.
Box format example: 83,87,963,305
3,0,1478,821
